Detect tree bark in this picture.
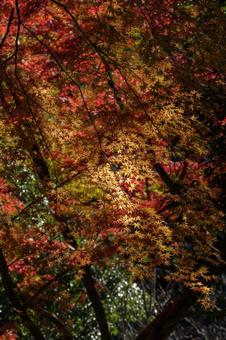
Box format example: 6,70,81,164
154,163,183,195
135,292,195,340
83,267,112,340
0,248,45,340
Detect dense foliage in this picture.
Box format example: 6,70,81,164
0,0,225,339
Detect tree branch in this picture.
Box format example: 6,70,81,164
0,8,14,50
33,305,74,340
0,248,45,340
154,163,184,194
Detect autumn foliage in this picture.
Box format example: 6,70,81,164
0,0,225,339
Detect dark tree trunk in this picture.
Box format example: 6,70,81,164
135,292,195,340
0,248,45,340
83,267,112,340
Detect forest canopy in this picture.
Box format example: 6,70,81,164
0,0,225,339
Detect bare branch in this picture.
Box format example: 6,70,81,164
0,8,14,50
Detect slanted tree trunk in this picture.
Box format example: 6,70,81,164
136,292,195,340
83,267,112,340
0,248,45,340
